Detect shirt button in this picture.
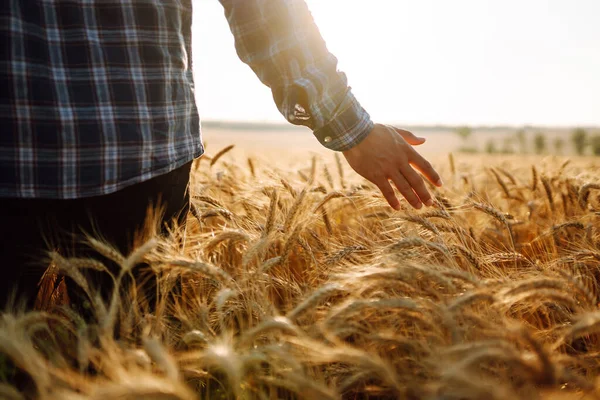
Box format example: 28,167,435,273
324,136,332,143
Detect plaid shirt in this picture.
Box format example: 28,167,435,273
1,0,373,199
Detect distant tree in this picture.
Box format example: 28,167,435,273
553,137,565,155
515,129,527,154
571,128,588,155
590,135,600,156
533,132,546,154
455,126,472,142
501,137,515,154
485,139,497,154
455,126,477,152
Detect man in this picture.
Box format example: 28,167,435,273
0,0,442,309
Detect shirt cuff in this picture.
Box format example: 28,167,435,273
312,91,374,152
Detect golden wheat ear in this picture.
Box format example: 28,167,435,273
7,149,600,398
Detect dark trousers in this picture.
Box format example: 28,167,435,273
0,161,192,311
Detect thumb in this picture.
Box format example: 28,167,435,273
394,128,426,146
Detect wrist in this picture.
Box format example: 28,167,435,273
313,92,374,151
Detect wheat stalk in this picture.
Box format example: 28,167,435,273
286,284,343,321
471,202,515,250
334,153,346,189
283,188,307,233
323,164,335,189
531,165,538,191
448,152,456,176
280,178,297,198
209,144,235,167
579,183,600,210
247,157,256,177
205,230,250,255
541,175,555,214
489,168,511,199
193,195,225,209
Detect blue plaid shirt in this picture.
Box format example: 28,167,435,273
1,0,373,199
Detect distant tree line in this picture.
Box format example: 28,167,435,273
455,127,600,156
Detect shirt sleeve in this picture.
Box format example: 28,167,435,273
218,0,374,151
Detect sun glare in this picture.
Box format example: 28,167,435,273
192,0,600,126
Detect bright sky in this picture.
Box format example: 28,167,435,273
192,0,600,127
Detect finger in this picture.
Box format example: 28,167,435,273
389,172,422,209
394,127,426,146
374,178,401,210
410,152,443,187
398,163,433,207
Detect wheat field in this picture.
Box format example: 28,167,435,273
3,143,600,400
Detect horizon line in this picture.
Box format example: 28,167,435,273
201,119,600,131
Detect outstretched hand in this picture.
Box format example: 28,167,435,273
342,123,443,210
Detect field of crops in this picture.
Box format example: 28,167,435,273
3,147,600,399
